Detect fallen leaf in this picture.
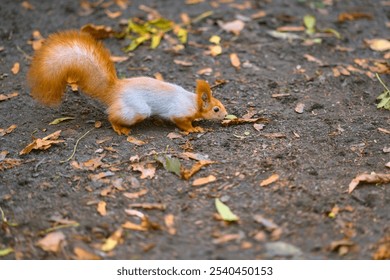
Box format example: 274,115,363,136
122,221,148,231
167,132,183,139
251,10,266,19
80,24,114,39
373,234,390,260
21,1,34,10
192,175,217,186
73,247,102,260
127,136,146,146
197,67,213,75
0,247,14,257
328,238,355,256
11,62,20,75
131,162,156,179
0,124,17,136
349,172,390,193
97,201,107,216
295,103,305,114
304,54,324,65
260,174,280,187
81,155,105,171
37,231,66,253
164,214,176,235
265,241,303,257
173,59,193,66
261,133,286,139
0,92,18,102
105,9,122,19
267,30,303,40
215,198,239,222
365,39,390,52
219,19,245,35
253,123,265,131
221,117,270,126
49,117,75,125
209,35,221,45
209,45,222,56
0,151,22,171
179,152,209,161
303,14,316,35
212,234,241,244
28,30,45,50
89,171,115,181
19,130,64,155
277,26,305,32
229,53,241,69
110,55,130,63
253,214,279,231
181,160,215,180
128,203,166,210
101,228,123,252
378,128,390,134
154,72,164,81
123,189,148,199
338,12,373,22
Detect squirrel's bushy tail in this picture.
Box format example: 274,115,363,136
27,30,118,106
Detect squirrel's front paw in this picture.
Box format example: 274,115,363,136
111,123,131,136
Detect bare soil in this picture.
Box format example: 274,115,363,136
1,0,389,259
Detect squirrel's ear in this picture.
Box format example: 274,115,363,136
196,80,212,110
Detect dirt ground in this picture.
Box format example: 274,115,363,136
1,0,389,260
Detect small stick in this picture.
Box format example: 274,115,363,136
60,128,94,163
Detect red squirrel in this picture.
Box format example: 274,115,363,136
27,30,227,135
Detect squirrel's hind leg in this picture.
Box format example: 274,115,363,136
108,104,147,136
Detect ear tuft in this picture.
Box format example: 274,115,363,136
196,80,212,111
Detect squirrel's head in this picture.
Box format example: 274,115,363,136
196,80,227,120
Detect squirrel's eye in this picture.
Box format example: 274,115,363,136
213,107,220,113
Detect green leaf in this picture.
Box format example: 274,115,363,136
322,28,341,39
150,33,163,49
125,34,150,52
225,114,238,120
0,247,14,257
164,156,181,176
303,14,316,35
128,20,149,35
215,198,239,222
175,27,188,44
49,117,75,125
377,96,390,108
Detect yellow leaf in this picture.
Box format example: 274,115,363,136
11,62,20,75
229,53,241,69
101,228,122,252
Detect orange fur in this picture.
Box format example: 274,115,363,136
27,30,118,106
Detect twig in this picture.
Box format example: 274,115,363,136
376,73,390,93
60,128,94,163
16,45,33,60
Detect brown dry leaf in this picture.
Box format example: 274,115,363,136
0,124,17,136
230,1,251,10
82,155,105,171
80,24,114,39
180,13,191,25
167,132,183,139
253,123,265,131
304,54,324,66
101,228,123,252
152,72,163,81
122,221,148,231
349,173,390,193
174,59,193,66
0,151,22,171
114,0,129,9
229,53,241,69
21,1,34,10
260,174,280,187
19,130,64,155
185,0,204,4
197,67,213,75
37,231,66,253
123,189,148,199
378,128,390,134
73,247,102,260
222,117,270,126
181,160,215,180
209,45,222,57
277,26,305,32
373,234,390,260
128,203,166,210
219,20,245,35
89,171,115,181
127,136,146,146
164,214,176,235
192,175,216,186
0,92,18,102
338,12,373,22
105,9,122,19
212,233,241,245
329,238,355,256
179,152,209,161
97,201,107,216
251,10,266,19
365,39,390,52
131,162,156,179
28,30,45,51
11,63,20,75
295,103,305,114
110,55,130,63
